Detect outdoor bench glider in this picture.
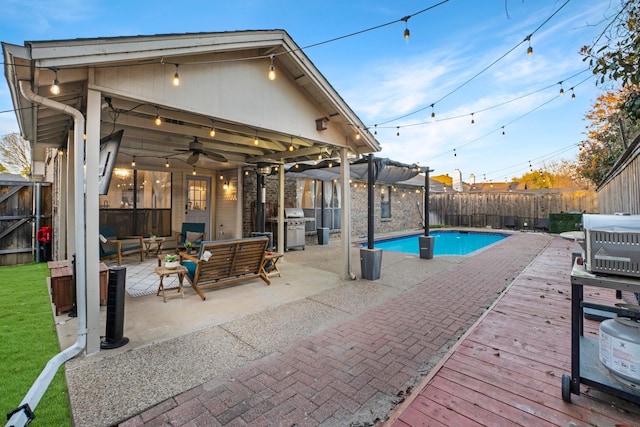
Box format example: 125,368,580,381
179,237,270,300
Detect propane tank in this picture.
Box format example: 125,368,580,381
599,313,640,389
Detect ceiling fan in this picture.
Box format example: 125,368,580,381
175,137,227,164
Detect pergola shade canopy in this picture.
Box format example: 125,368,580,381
3,30,380,170
286,157,422,184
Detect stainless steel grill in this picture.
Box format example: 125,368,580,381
583,214,640,278
284,208,312,251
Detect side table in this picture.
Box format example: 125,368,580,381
262,252,283,278
154,265,187,302
144,237,166,258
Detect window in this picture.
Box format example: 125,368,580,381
381,186,391,219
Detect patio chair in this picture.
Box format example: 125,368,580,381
175,222,206,252
534,218,549,232
99,225,144,265
503,216,517,229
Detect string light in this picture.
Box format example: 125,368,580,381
374,124,377,135
268,55,276,81
396,126,400,137
453,148,456,157
288,136,294,152
526,34,533,55
254,130,259,145
131,156,136,167
165,158,170,168
154,106,162,126
470,113,475,125
50,67,60,95
559,81,564,95
172,64,180,86
401,16,410,40
502,126,505,135
430,104,435,120
209,119,216,137
192,167,196,175
570,88,576,99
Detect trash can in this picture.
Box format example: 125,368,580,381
360,247,382,280
317,227,329,245
36,226,52,262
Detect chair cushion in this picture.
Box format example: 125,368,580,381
183,260,197,281
186,231,203,243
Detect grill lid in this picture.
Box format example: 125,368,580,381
284,207,304,218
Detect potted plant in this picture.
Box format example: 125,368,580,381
185,241,193,254
164,254,179,269
149,232,157,241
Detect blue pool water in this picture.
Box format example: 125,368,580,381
369,231,508,256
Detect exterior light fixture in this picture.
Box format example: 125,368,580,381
401,16,410,40
268,55,276,81
172,64,180,86
50,67,60,95
209,119,216,137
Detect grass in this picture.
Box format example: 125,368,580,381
0,263,72,426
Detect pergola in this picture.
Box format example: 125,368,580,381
3,30,380,355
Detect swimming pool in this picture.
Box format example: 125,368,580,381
368,231,508,256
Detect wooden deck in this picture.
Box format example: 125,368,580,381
387,237,640,426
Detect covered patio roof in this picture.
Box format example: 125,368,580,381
3,30,380,171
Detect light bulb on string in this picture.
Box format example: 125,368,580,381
374,124,377,136
453,148,456,157
209,119,216,137
470,113,475,125
501,126,505,135
165,158,170,168
154,106,162,126
268,55,276,81
401,16,410,42
50,67,61,95
288,137,294,152
430,104,436,121
525,34,533,55
559,82,564,95
131,156,136,167
172,64,180,86
570,88,576,100
192,167,196,176
396,126,400,137
254,130,259,146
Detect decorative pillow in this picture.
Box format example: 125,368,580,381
185,231,203,243
200,250,212,261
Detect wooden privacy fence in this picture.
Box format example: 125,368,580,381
0,179,51,266
597,134,640,214
429,190,598,229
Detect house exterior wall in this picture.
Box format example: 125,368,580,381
93,54,347,147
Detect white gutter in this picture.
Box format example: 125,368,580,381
7,81,87,427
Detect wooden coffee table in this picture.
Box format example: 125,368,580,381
154,264,187,302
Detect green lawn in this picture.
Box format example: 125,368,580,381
0,263,72,426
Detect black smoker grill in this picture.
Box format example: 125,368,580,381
284,208,313,251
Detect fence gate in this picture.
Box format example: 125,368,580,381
0,178,51,266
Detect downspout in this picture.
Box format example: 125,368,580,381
7,81,87,427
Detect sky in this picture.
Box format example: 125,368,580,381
0,0,618,182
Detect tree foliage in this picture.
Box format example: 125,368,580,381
514,160,589,190
0,133,31,176
581,0,640,120
576,89,639,186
